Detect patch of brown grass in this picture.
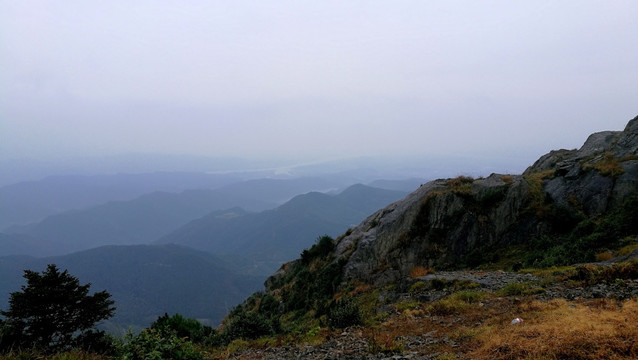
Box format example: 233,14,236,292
468,298,638,360
447,175,474,196
367,331,405,354
350,283,373,296
409,266,435,278
585,151,625,178
596,251,614,261
500,175,513,184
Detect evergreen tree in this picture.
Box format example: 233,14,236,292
0,264,115,353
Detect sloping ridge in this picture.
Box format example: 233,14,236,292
268,115,638,289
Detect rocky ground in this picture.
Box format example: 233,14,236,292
213,254,638,360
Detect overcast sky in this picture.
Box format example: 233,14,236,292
1,1,637,164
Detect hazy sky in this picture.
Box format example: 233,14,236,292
1,1,637,163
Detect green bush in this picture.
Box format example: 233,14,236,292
300,236,335,264
223,310,276,341
524,195,638,268
328,297,362,329
150,313,214,344
409,281,427,293
569,261,638,286
120,328,203,360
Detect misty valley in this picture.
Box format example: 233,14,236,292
0,164,419,331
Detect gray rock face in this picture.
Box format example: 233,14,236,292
337,174,539,286
333,116,637,287
265,116,638,289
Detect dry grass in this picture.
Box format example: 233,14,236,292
468,298,638,359
618,241,638,256
359,290,638,359
596,251,614,261
585,151,625,178
409,266,435,278
447,175,474,196
500,175,514,184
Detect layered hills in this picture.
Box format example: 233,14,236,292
0,172,243,229
0,184,408,330
157,184,407,273
0,177,360,257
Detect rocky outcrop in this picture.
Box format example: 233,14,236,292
312,116,638,287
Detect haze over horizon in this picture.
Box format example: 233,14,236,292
2,1,637,171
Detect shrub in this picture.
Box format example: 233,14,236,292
328,297,362,329
223,310,276,341
120,328,203,360
409,281,427,293
300,236,335,264
447,176,474,196
150,314,213,344
569,261,638,286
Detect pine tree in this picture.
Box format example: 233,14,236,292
0,264,115,353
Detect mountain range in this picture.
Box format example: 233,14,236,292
0,183,408,329
156,184,408,273
1,177,372,257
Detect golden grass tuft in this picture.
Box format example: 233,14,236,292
595,251,614,261
500,175,514,184
409,266,435,278
469,298,638,360
447,175,474,196
584,151,625,178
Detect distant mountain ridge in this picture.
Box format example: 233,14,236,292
0,172,243,230
1,177,359,257
156,184,408,273
3,190,272,257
